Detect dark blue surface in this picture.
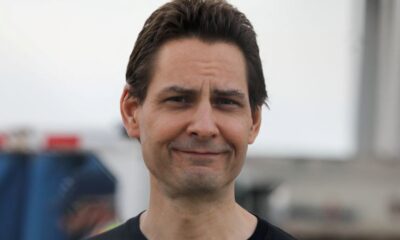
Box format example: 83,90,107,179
0,153,30,240
21,152,87,240
0,151,108,240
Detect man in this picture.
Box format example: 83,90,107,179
91,0,296,239
59,159,119,239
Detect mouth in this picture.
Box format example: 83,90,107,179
171,149,219,168
168,139,232,157
170,147,230,170
171,148,225,156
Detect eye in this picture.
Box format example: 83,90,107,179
164,96,192,106
166,96,188,103
214,98,240,107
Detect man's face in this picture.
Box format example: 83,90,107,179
122,38,261,197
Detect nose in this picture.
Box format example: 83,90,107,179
186,102,219,139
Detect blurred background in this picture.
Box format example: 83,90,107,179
1,0,400,239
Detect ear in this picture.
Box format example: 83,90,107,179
120,86,141,139
248,107,262,144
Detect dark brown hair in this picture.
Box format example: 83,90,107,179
126,0,267,111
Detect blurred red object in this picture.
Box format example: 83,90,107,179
45,135,80,150
0,134,7,149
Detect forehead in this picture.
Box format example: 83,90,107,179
149,38,248,92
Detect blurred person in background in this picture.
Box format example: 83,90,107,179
59,160,119,240
91,0,296,239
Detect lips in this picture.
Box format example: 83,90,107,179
169,143,231,168
172,148,222,156
168,139,232,155
171,148,221,167
172,147,222,154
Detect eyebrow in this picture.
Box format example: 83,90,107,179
159,85,246,99
159,86,197,96
212,89,246,99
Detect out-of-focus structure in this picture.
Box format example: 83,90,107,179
238,1,400,239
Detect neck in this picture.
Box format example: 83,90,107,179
140,177,257,240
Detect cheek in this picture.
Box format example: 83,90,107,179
219,116,252,149
139,113,186,165
143,114,186,144
219,122,250,175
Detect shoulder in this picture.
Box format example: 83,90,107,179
266,222,297,240
253,217,298,240
86,217,137,240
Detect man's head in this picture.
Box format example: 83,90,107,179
125,0,267,112
59,161,117,239
121,0,266,198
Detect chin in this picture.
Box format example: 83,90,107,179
178,170,223,195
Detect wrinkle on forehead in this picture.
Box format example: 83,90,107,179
191,59,237,82
149,38,248,95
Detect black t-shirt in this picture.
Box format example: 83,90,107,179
88,213,296,240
